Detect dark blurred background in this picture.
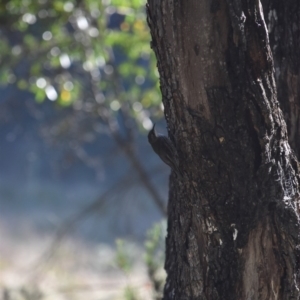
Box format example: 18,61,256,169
0,1,168,299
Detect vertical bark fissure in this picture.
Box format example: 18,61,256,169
147,0,300,299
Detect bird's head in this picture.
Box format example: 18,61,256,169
148,124,157,144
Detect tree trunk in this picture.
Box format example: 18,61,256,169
261,0,300,159
147,0,300,299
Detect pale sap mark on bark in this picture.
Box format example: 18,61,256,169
231,223,238,240
205,217,217,234
219,137,225,143
233,228,238,241
271,280,278,300
258,1,269,43
282,140,291,156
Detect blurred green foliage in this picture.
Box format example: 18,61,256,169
115,238,133,274
114,222,166,300
144,221,166,299
0,0,162,130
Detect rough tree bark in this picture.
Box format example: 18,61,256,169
261,0,300,159
147,0,300,299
